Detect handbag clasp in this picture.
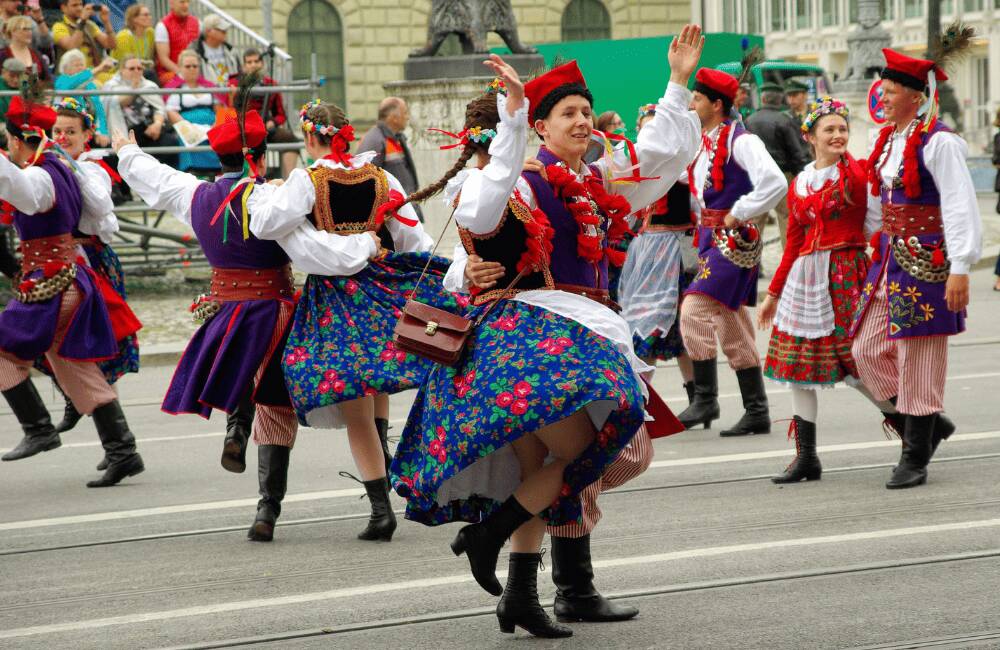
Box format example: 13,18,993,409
425,321,439,336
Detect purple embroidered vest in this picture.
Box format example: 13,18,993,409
12,153,82,240
522,147,607,290
879,121,949,207
190,176,290,269
701,123,753,211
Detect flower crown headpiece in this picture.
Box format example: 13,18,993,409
637,103,657,119
427,125,497,150
801,96,850,134
54,97,95,131
298,99,342,137
486,77,508,96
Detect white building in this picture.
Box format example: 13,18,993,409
694,0,998,153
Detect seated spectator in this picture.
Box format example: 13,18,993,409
0,14,51,81
227,47,299,176
54,47,111,145
0,57,25,119
194,14,239,87
154,0,200,85
0,0,53,54
103,54,180,169
52,0,115,84
112,3,156,80
164,49,220,174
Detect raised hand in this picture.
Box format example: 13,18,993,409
668,24,705,86
111,129,138,154
483,54,525,116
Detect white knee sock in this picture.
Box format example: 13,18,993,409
791,387,818,423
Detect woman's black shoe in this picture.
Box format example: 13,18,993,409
358,477,397,541
772,416,821,483
450,496,533,596
497,552,572,638
53,393,83,434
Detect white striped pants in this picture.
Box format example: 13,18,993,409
680,294,760,370
250,301,298,448
547,424,654,538
851,274,947,416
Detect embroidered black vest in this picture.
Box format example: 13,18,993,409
308,163,395,250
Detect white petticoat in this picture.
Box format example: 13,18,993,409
773,249,835,339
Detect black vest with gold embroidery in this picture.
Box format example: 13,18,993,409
459,197,554,306
308,163,395,250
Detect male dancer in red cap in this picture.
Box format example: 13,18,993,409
677,67,786,436
851,48,981,489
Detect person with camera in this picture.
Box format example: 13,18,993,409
0,14,49,81
103,54,180,168
0,0,52,54
52,0,114,84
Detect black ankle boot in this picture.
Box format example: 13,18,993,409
496,552,573,638
248,444,290,541
552,534,638,622
375,417,392,477
221,391,255,474
87,401,144,487
683,381,695,405
52,383,83,434
720,366,771,437
1,379,61,461
772,416,821,483
677,360,720,429
450,496,533,596
358,477,397,542
886,414,936,489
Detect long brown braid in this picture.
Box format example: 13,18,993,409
398,92,502,208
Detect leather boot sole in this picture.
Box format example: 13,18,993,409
1,436,62,461
220,438,247,473
554,599,639,623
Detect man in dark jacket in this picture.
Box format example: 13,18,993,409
356,97,423,221
745,83,810,248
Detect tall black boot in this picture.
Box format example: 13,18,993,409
683,381,695,405
375,417,392,477
1,379,61,461
883,397,954,459
52,381,83,434
886,414,936,489
221,391,255,473
551,534,638,622
719,366,771,437
496,552,573,638
677,359,720,429
450,495,533,596
248,444,290,541
771,416,821,483
87,400,145,487
357,477,397,542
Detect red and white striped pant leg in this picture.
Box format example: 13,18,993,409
547,425,654,539
896,336,947,415
850,276,899,403
250,301,298,448
716,305,759,370
680,294,721,361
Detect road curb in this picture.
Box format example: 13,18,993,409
138,344,186,367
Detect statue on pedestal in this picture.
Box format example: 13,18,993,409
841,0,890,89
411,0,538,57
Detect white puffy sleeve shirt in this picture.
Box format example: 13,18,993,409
76,158,119,244
117,143,201,227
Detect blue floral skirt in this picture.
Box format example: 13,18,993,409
282,251,459,427
391,300,646,528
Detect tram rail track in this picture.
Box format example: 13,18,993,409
3,450,999,561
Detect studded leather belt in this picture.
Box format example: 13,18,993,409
209,265,295,301
19,233,78,275
699,208,729,228
882,204,943,237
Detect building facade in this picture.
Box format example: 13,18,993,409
213,0,691,128
698,0,999,153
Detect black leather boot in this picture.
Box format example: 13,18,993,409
248,444,290,541
551,534,638,622
720,367,771,437
771,416,821,483
496,552,573,638
683,381,695,405
221,391,255,473
450,495,533,596
52,381,83,434
677,359,720,429
358,477,397,542
1,379,61,461
930,413,955,457
375,417,392,477
886,414,936,489
87,401,145,487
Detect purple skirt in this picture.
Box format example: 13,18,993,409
162,298,293,418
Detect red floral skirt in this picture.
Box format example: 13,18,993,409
764,248,869,388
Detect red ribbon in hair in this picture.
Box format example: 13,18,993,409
323,123,356,167
427,127,470,150
373,189,419,229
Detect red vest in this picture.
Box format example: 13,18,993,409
157,13,200,77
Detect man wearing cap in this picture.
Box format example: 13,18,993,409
193,14,240,87
0,57,26,118
745,81,810,247
851,48,982,489
676,67,786,437
784,78,814,165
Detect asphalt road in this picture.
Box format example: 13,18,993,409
1,267,999,650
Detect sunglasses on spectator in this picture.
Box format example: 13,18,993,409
124,65,143,70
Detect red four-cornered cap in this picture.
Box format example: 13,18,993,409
695,68,739,102
882,48,948,84
524,60,588,123
5,97,57,132
207,109,267,156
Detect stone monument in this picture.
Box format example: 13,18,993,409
387,0,545,236
836,0,891,156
